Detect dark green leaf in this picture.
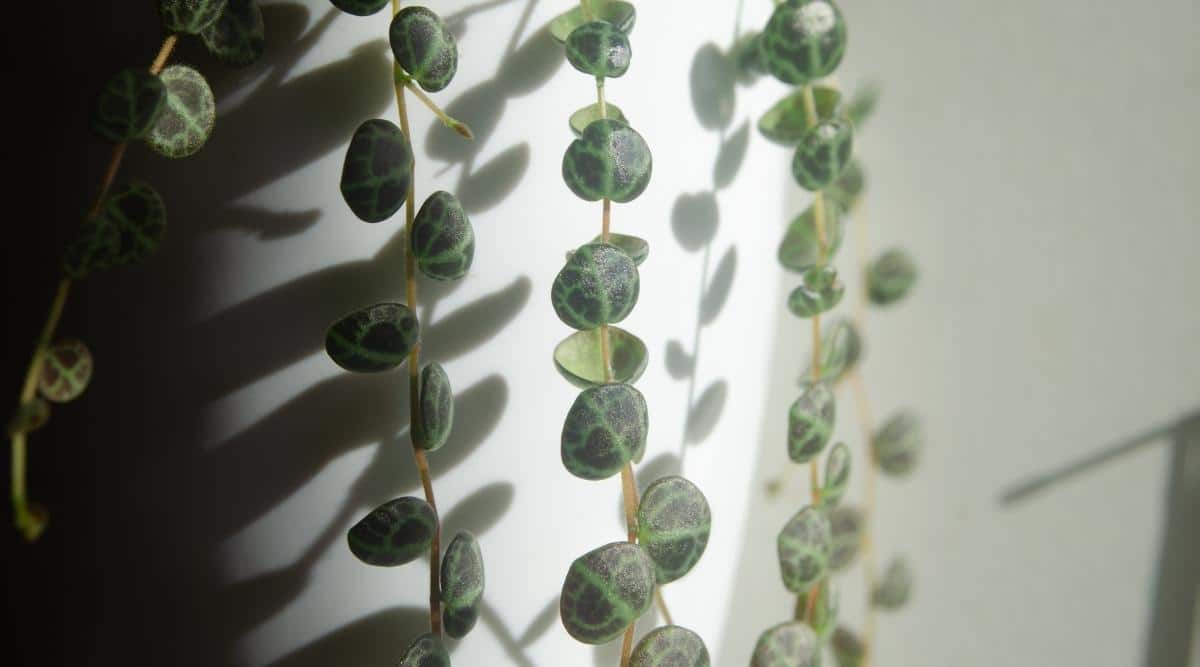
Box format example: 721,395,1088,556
325,302,418,373
759,0,847,85
549,0,636,42
552,242,639,330
145,65,215,158
777,506,831,592
757,85,840,146
787,265,844,318
91,69,167,142
560,542,655,644
159,0,228,34
561,383,648,480
588,232,647,266
788,381,835,464
566,21,631,78
792,117,854,191
413,191,474,280
630,625,710,666
872,411,922,476
417,362,454,451
346,496,436,566
441,531,484,639
820,441,851,506
752,622,819,667
867,247,917,306
399,633,450,667
562,118,652,203
637,476,711,584
340,119,414,223
777,197,845,273
329,0,390,16
201,0,266,67
391,6,458,92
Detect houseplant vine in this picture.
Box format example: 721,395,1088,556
548,1,714,665
324,0,482,663
7,0,267,542
740,0,922,665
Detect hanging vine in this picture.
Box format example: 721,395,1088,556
547,1,714,665
324,0,483,663
7,0,268,542
738,0,923,665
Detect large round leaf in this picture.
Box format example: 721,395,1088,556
759,0,847,85
201,0,266,66
412,191,474,281
562,118,652,203
630,625,710,666
416,362,453,451
787,381,835,463
551,242,639,330
441,531,484,638
751,622,819,667
636,476,711,584
38,340,93,404
340,119,414,223
777,506,831,593
390,6,458,92
325,302,418,373
561,383,648,480
346,496,436,567
145,65,215,158
560,542,655,644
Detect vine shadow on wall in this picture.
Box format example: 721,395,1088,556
1000,407,1200,667
4,0,561,665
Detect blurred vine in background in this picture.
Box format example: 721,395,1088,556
324,0,483,663
548,1,713,665
7,0,268,542
738,0,922,665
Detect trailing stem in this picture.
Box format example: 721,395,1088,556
9,33,178,541
393,0,442,637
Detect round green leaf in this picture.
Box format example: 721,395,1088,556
630,625,710,666
560,541,656,644
867,247,918,306
552,242,639,330
412,191,474,281
7,399,50,438
566,21,631,78
787,265,844,319
159,0,228,34
588,232,647,266
872,411,922,476
91,69,167,142
804,316,861,383
872,556,913,610
826,158,865,212
787,381,835,464
417,362,453,451
832,627,866,667
828,504,863,571
325,302,419,373
751,622,819,667
777,506,831,593
792,117,854,191
777,197,845,273
390,6,458,92
757,85,841,146
330,0,390,16
759,0,847,85
38,339,94,404
441,531,484,639
561,383,648,480
340,119,414,223
820,442,851,507
549,0,636,43
554,326,648,388
636,476,711,584
570,102,628,138
145,64,215,158
793,578,837,641
346,496,436,566
201,0,266,67
399,633,450,667
64,181,167,278
562,118,652,203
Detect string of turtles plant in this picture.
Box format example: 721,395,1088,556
548,1,713,665
735,1,922,665
324,0,481,664
6,0,267,542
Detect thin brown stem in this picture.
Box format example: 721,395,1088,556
150,34,179,75
394,0,442,636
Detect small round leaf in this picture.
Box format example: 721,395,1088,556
201,0,266,67
390,6,458,92
570,102,628,138
399,633,450,667
560,541,656,644
561,383,648,480
562,118,652,203
325,302,419,373
630,625,710,666
777,198,845,273
550,0,636,42
64,181,167,278
346,496,436,566
826,158,865,212
159,0,228,34
340,119,414,223
554,326,648,388
828,504,864,571
412,191,474,281
751,622,819,667
38,340,94,404
787,265,844,318
330,0,390,16
441,531,484,639
636,476,712,584
787,381,835,464
777,506,831,593
566,21,631,78
91,69,168,142
804,317,862,383
417,362,453,451
792,117,854,191
757,85,841,146
552,242,639,330
872,411,922,476
146,65,216,158
832,627,866,667
867,247,918,306
759,0,847,86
